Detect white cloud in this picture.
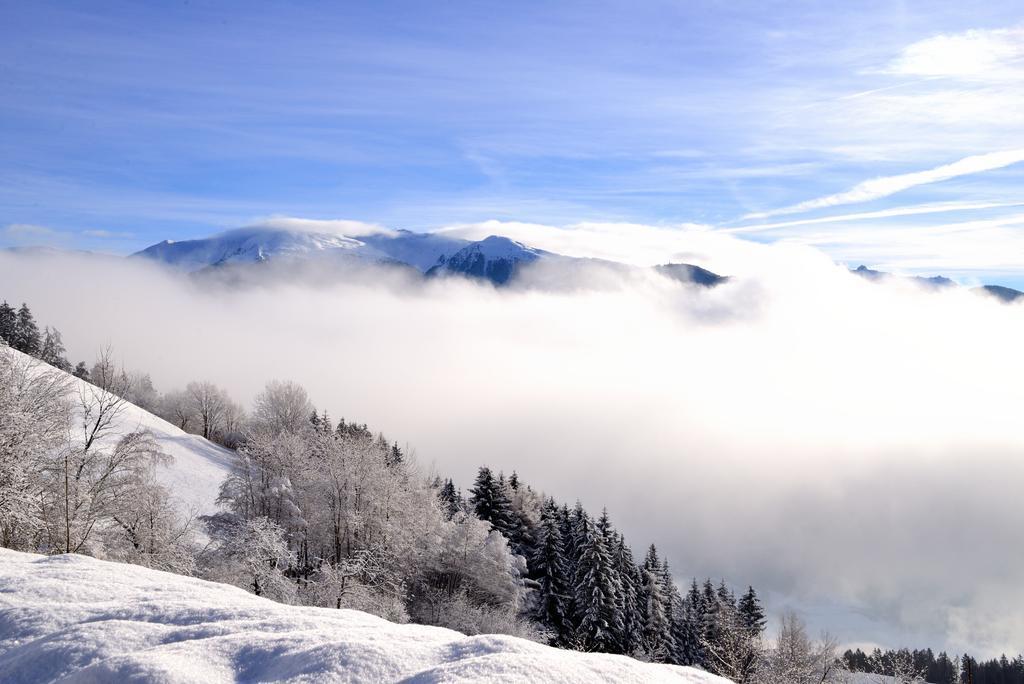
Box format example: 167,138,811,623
886,26,1024,80
743,148,1024,219
255,216,395,237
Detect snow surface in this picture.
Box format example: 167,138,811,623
0,548,728,683
133,226,471,274
133,227,375,272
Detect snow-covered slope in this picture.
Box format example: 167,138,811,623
0,549,726,684
132,227,378,272
132,226,470,275
69,376,234,518
358,229,470,271
426,235,549,285
9,347,233,517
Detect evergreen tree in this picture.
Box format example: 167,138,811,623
737,585,766,636
12,303,40,355
592,510,625,653
675,580,704,666
468,467,515,536
532,499,571,644
73,361,90,381
38,326,71,371
610,534,642,656
0,301,15,344
639,545,673,661
438,479,462,520
572,513,621,652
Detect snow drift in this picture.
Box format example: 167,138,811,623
0,548,727,683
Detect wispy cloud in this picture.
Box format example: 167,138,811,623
731,200,1024,233
4,223,62,238
743,148,1024,219
81,229,135,239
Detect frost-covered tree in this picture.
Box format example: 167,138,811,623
756,612,846,684
124,371,158,412
0,302,15,345
438,478,463,520
469,466,516,537
185,380,230,440
252,380,313,436
639,545,673,660
0,345,70,549
38,327,71,371
207,515,294,601
158,389,195,431
12,304,40,355
532,499,571,643
738,585,767,636
572,513,621,652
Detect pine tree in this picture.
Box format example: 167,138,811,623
38,326,71,371
698,578,723,664
438,479,462,520
611,533,642,656
532,499,571,644
572,513,621,653
468,467,515,536
737,585,766,636
12,303,40,355
593,510,625,653
0,301,15,344
640,545,673,661
73,361,90,381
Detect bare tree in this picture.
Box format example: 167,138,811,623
186,381,229,440
756,612,847,684
159,390,196,431
252,380,313,435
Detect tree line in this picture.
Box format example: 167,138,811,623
844,646,1024,684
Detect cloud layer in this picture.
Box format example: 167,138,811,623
2,224,1023,656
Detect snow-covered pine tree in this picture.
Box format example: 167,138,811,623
610,532,642,656
438,478,463,520
12,303,40,356
38,326,71,371
679,579,705,666
572,513,621,652
640,545,673,661
468,467,516,538
737,585,766,636
699,579,722,664
532,498,571,644
0,301,15,345
500,472,536,557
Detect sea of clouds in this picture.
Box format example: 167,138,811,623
2,220,1022,656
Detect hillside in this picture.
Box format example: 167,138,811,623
68,373,234,518
8,347,233,518
0,548,727,683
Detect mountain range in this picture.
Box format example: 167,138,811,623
130,225,725,288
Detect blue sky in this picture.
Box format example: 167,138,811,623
2,1,1024,285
